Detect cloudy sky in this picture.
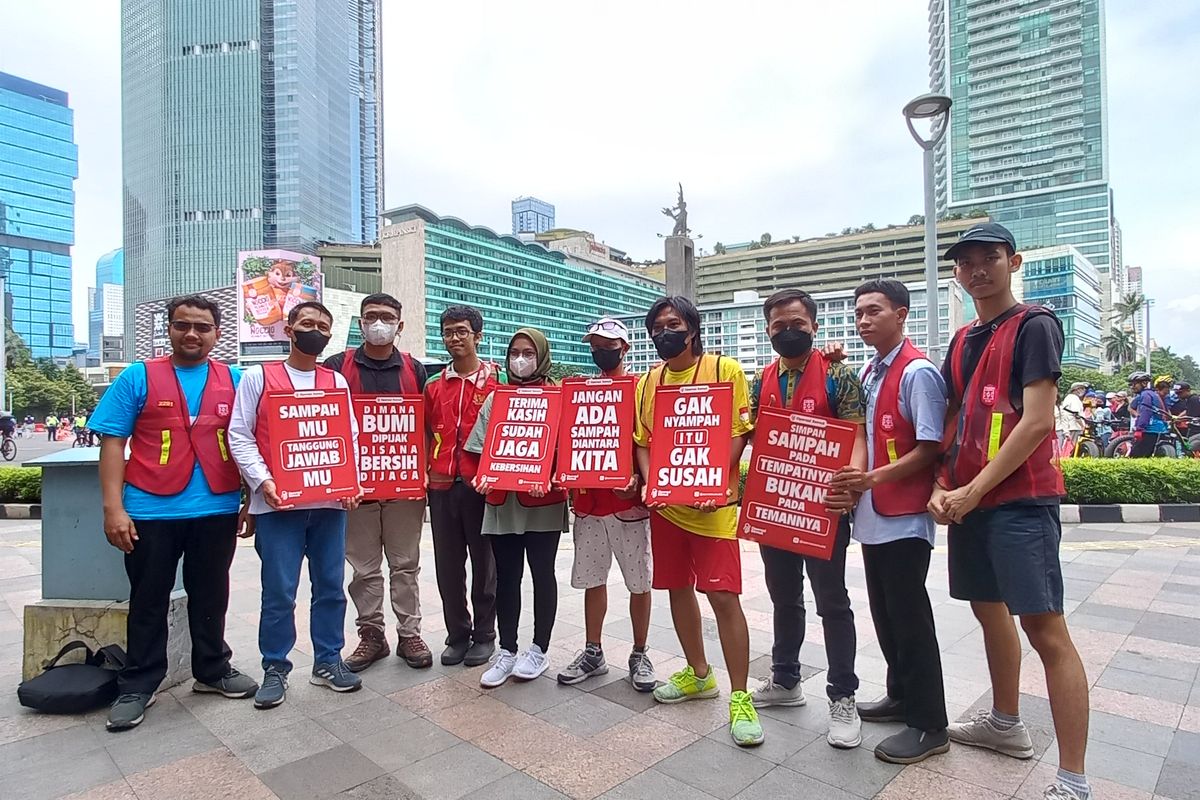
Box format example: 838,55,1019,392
1,1,1197,356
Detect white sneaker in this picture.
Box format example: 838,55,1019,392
513,645,549,680
948,709,1035,759
480,649,517,688
827,696,862,748
749,676,806,708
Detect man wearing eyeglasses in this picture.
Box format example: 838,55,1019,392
423,305,502,668
322,294,432,672
91,295,259,732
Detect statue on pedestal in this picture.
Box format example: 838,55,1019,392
662,183,690,237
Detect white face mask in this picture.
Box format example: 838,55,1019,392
509,355,536,378
363,320,399,346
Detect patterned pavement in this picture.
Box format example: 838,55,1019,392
1,517,1199,799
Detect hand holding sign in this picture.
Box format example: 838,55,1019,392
556,377,636,490
354,395,425,500
476,386,563,493
265,389,360,507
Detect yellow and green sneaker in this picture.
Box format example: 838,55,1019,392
730,690,764,747
652,665,719,704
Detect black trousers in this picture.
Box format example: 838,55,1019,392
760,517,859,699
119,514,239,694
861,537,948,732
1130,432,1163,458
428,482,496,646
490,532,561,654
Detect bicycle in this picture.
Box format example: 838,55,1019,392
1107,415,1199,458
0,432,15,462
72,427,90,448
1070,419,1103,458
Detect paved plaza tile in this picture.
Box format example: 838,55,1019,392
2,517,1200,798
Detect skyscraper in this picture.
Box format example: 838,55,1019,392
89,248,125,362
512,196,555,235
0,71,78,359
929,0,1114,304
121,0,384,351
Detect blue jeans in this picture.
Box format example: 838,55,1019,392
254,508,348,671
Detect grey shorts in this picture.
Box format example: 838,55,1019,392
948,503,1064,616
571,514,652,593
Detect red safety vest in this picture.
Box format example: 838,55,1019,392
940,306,1065,508
338,348,420,395
425,363,501,487
760,351,832,416
866,339,934,516
254,361,338,474
125,357,241,496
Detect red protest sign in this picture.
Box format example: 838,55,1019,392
477,385,563,492
265,389,360,506
738,406,857,560
555,376,636,490
645,383,732,505
353,394,425,500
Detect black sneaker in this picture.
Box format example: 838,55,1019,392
463,638,495,667
858,695,906,723
557,644,608,685
441,639,470,666
193,667,259,698
874,727,950,764
106,692,156,731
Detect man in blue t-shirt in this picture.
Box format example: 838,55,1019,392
90,296,258,732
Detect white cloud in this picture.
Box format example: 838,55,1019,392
1,1,1197,357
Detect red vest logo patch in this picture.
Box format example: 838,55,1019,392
880,413,895,432
801,397,816,413
981,384,997,406
216,403,230,416
157,400,174,408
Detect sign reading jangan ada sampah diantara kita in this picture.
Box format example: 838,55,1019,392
555,376,636,490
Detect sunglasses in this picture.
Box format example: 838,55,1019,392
587,320,624,334
170,321,216,334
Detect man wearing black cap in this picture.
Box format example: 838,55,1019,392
1171,383,1200,433
931,223,1092,800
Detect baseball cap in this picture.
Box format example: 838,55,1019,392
1176,382,1191,391
583,316,629,343
945,222,1017,262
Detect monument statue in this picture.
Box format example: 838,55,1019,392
662,183,689,237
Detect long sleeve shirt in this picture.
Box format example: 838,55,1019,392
1134,389,1169,434
228,363,359,515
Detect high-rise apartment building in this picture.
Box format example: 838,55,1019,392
0,71,78,359
929,0,1114,307
1021,245,1101,368
89,248,125,362
511,196,555,235
121,0,384,352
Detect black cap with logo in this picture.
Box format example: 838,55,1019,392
945,222,1017,261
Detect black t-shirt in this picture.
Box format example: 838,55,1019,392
942,304,1064,413
323,349,428,394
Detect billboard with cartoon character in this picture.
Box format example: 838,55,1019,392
237,250,324,351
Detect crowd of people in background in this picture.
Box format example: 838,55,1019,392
86,221,1095,800
1056,372,1200,458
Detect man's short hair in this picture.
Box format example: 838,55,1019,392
645,296,704,356
440,305,483,333
166,295,221,327
762,289,817,323
360,293,402,315
854,279,910,310
287,301,333,326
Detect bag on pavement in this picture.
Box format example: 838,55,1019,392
17,640,127,714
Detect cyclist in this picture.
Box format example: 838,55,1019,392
1057,382,1087,453
1086,394,1114,450
73,411,88,446
1171,383,1200,436
1131,376,1172,457
1111,391,1131,432
0,412,16,440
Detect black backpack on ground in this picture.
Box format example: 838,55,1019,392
17,640,127,713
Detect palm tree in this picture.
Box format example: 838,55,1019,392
1102,327,1137,366
1114,292,1146,324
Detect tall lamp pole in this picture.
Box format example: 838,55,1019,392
1144,298,1154,375
903,93,953,365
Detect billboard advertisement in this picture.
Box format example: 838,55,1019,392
238,249,324,355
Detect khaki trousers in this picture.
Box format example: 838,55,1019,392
345,499,425,637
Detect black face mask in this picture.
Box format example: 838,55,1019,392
591,348,623,373
293,329,331,356
771,328,813,359
652,329,690,360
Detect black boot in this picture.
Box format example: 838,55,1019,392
858,695,906,723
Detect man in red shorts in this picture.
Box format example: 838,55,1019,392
634,296,761,747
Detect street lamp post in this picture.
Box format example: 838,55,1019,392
903,93,953,365
1145,298,1154,375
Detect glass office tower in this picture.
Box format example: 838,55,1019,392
121,0,384,351
0,71,78,359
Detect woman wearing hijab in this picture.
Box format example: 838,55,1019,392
465,328,569,688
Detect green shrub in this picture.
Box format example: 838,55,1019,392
1061,459,1200,505
0,467,41,503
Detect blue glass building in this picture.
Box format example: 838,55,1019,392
1022,245,1102,369
512,196,555,235
0,71,78,359
121,0,384,352
89,248,124,361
